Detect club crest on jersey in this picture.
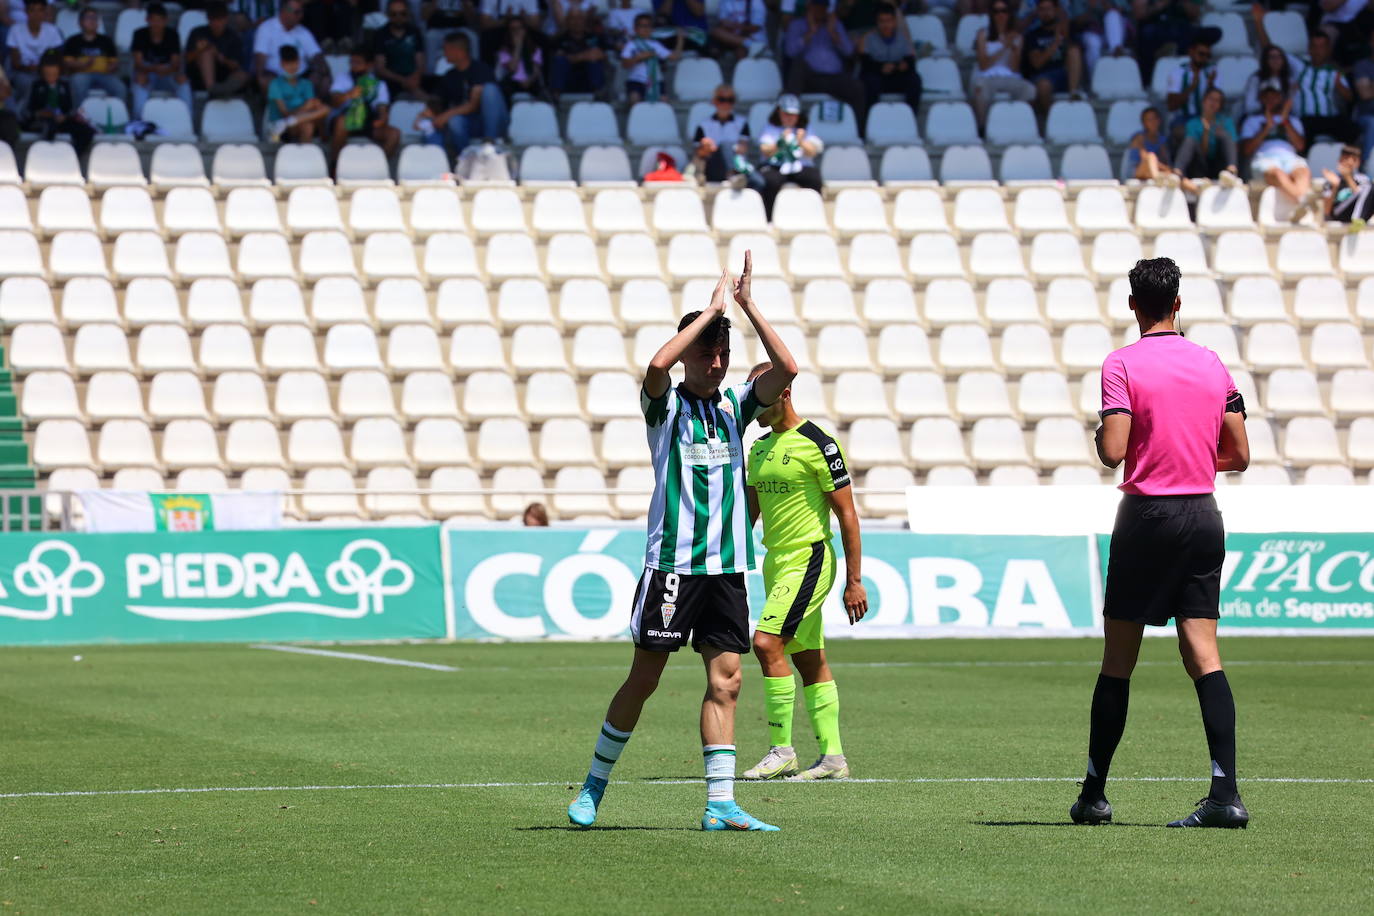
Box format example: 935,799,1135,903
823,442,839,457
660,602,677,627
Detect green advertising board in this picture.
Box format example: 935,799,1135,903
447,527,1096,639
0,528,447,645
1096,532,1374,629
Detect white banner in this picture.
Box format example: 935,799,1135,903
78,491,283,533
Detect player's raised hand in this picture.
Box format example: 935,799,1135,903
733,249,752,306
844,581,868,625
709,269,731,315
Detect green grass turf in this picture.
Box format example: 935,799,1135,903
1,637,1371,914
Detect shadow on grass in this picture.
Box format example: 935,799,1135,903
516,825,699,832
975,820,1160,829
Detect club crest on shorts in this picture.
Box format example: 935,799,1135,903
660,602,677,627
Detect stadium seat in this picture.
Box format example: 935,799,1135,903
475,417,537,470
953,14,987,56
34,420,94,470
386,325,447,373
1339,231,1374,279
923,278,979,326
1033,417,1092,467
984,278,1040,326
397,372,459,423
892,371,950,421
1350,418,1374,468
136,324,197,374
53,231,111,280
1283,417,1343,466
557,279,616,328
471,188,527,236
174,232,234,282
220,419,284,470
845,418,904,468
1091,57,1145,99
483,232,544,282
509,100,561,145
523,371,582,421
422,233,481,281
955,371,1014,419
396,145,452,187
519,146,574,187
1059,144,1115,184
1301,465,1356,486
0,231,44,279
1196,186,1256,231
833,372,891,420
260,324,322,375
969,233,1027,280
545,233,602,282
1045,100,1101,144
909,233,966,279
801,279,860,327
1134,187,1192,234
1174,276,1225,322
299,467,362,519
148,143,209,190
567,102,621,145
209,372,271,422
712,189,770,236
374,279,433,328
85,371,145,420
363,466,424,517
570,324,629,374
1153,231,1208,276
1185,322,1243,367
1013,188,1072,235
161,419,223,471
926,465,978,485
1090,231,1144,278
349,188,407,236
866,103,920,147
857,465,913,517
62,277,121,326
234,232,295,282
0,187,30,231
879,145,935,184
986,101,1039,146
0,279,56,325
162,187,221,236
578,146,634,185
1017,370,1077,420
999,323,1058,373
626,101,680,146
531,189,589,237
938,324,996,372
652,188,709,236
1225,275,1286,325
287,186,346,235
938,145,994,183
287,418,350,470
1263,11,1307,55
321,324,383,373
406,188,464,239
1212,231,1271,278
538,418,598,469
988,465,1040,486
891,189,948,236
787,234,845,280
198,324,260,374
1061,323,1114,372
22,371,82,421
337,144,392,186
87,143,145,189
1074,188,1131,236
971,417,1030,468
73,323,133,374
211,144,268,188
275,144,331,187
847,233,905,280
1265,369,1325,418
907,416,968,468
863,279,920,326
1310,323,1369,369
820,146,875,185
26,141,83,188
97,419,160,471
37,186,96,235
223,188,282,237
925,102,979,146
350,417,410,469
201,99,257,143
425,465,487,518
606,234,662,282
460,371,519,422
496,278,556,327
953,188,1011,235
1030,232,1089,280
1000,145,1054,184
590,190,647,237
1275,231,1335,280
1292,277,1352,325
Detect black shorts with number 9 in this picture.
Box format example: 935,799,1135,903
629,568,751,654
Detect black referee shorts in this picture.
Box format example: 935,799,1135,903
1103,494,1225,627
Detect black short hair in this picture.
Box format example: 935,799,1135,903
39,49,61,68
875,3,898,16
633,11,652,24
206,0,229,17
1128,258,1181,323
1141,105,1161,120
444,30,471,49
25,0,46,9
279,44,300,63
678,310,731,349
146,2,167,17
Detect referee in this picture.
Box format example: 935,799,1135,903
1071,258,1252,829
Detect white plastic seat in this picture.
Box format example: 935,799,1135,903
856,279,915,326
405,419,471,471
986,101,1039,146
1226,276,1287,326
557,279,616,328
73,323,134,374
582,372,638,421
234,232,295,282
546,233,601,281
257,323,319,375
1184,322,1243,367
295,467,360,519
865,102,920,147
921,278,977,327
37,187,96,235
1029,232,1088,280
938,324,996,372
1274,231,1334,280
1000,145,1053,184
426,465,486,518
1091,57,1145,100
954,370,1013,420
599,418,648,469
161,419,222,470
34,419,93,469
25,141,84,188
953,188,1010,235
85,371,145,420
925,101,979,146
361,232,419,283
509,100,561,146
475,417,536,469
1045,100,1101,144
422,233,481,281
134,324,197,375
398,371,460,422
322,324,384,373
845,418,904,468
1264,369,1324,418
306,276,366,327
910,417,969,468
909,233,966,280
982,278,1040,327
200,98,256,143
518,145,574,188
52,231,111,280
665,234,720,283
1017,370,1076,420
813,325,873,373
578,146,634,185
1330,369,1374,419
383,324,446,375
1090,231,1144,278
430,279,491,329
373,279,432,328
734,57,783,101
274,144,330,187
274,371,333,422
362,466,423,517
449,325,508,373
567,102,621,146
970,417,1030,468
891,189,948,237
21,371,83,421
1058,144,1114,184
1292,277,1352,325
1246,322,1306,370
1212,231,1271,278
1262,10,1307,55
485,233,542,281
1013,188,1072,236
219,419,282,470
139,98,193,141
626,101,679,146
571,324,628,374
712,189,769,236
146,143,209,191
57,276,124,327
471,188,527,237
350,417,410,469
969,233,1027,280
97,419,160,470
999,323,1058,372
523,371,582,422
87,143,146,189
832,372,891,420
531,189,589,237
785,234,844,281
208,144,267,189
1153,231,1209,276
1062,323,1114,372
879,145,935,184
591,190,649,237
1338,231,1374,279
495,278,556,328
1134,187,1192,234
348,187,406,237
1033,417,1091,466
875,324,935,373
1196,187,1255,231
223,188,283,237
538,418,598,469
847,233,905,280
287,418,349,469
510,324,569,373
393,145,450,188
893,371,951,420
173,232,234,281
799,279,859,328
407,188,464,239
1310,323,1369,369
0,278,57,325
0,188,30,232
0,231,44,279
336,144,392,187
160,187,220,237
1074,188,1132,235
209,372,271,422
194,324,257,375
1282,417,1342,466
938,145,994,183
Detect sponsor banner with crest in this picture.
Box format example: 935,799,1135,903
446,526,1098,639
79,491,283,533
0,527,446,645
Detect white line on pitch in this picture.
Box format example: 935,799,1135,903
250,644,459,672
3,776,1372,800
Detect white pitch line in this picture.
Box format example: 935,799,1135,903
250,644,459,672
3,776,1372,800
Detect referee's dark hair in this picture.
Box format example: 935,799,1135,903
1127,257,1181,323
679,310,731,348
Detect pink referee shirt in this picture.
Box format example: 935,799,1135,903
1100,331,1243,496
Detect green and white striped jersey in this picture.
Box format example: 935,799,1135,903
641,380,767,575
1294,64,1341,118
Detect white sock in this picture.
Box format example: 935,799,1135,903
704,744,735,803
587,720,631,781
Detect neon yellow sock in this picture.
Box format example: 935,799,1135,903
804,680,842,756
762,675,796,748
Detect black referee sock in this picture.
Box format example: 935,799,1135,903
1194,670,1239,805
1082,674,1130,802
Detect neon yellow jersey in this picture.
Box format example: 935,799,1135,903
746,420,851,552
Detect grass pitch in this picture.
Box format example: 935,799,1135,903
1,636,1371,914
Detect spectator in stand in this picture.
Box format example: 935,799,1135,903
62,8,123,105
6,0,62,104
1132,0,1200,86
424,0,478,31
254,0,328,98
329,49,399,164
186,2,248,99
690,82,751,183
1318,0,1374,67
1164,29,1218,140
1242,78,1314,217
1175,87,1240,190
620,13,681,103
496,15,543,102
419,31,508,155
1294,31,1355,144
131,3,192,117
1321,144,1374,223
784,0,866,132
1067,0,1130,72
658,0,708,38
550,7,607,97
643,148,684,181
522,502,550,526
858,4,921,115
1127,105,1175,184
301,0,361,50
266,44,328,141
479,0,542,65
372,0,425,98
25,51,94,152
972,1,1035,132
1022,0,1084,120
0,64,17,146
754,93,823,221
1354,32,1374,165
601,0,639,43
711,0,766,60
1243,44,1296,117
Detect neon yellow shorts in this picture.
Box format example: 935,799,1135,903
756,540,836,653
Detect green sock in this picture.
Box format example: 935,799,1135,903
804,681,842,756
762,675,796,748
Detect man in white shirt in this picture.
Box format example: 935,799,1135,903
5,0,62,105
711,0,766,60
252,0,326,95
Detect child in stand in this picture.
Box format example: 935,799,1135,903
1128,106,1178,186
267,45,329,143
330,49,401,164
619,12,681,103
25,51,95,154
